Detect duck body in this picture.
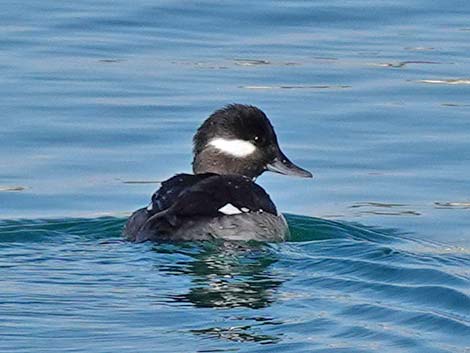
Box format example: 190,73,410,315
123,173,289,242
124,104,312,243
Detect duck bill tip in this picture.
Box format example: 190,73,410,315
266,153,313,178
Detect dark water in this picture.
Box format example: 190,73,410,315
1,0,470,352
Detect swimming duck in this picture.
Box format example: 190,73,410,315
124,104,312,242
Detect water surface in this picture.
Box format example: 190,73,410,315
1,216,469,353
1,0,469,352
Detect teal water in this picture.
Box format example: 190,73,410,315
1,0,469,352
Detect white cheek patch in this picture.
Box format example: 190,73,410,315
218,203,243,215
209,138,256,157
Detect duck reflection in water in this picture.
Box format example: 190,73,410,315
155,241,286,309
154,241,285,344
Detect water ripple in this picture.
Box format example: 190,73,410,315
0,216,468,352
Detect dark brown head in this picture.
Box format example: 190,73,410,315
192,104,312,179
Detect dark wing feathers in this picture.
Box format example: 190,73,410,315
124,173,277,242
163,174,277,220
148,173,216,215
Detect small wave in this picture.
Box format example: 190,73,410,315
370,61,441,68
240,84,351,90
417,78,470,85
0,185,29,192
404,46,435,51
435,201,470,209
441,103,470,107
0,217,125,243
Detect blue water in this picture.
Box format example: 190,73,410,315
1,1,469,352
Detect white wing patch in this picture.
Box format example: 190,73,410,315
209,138,256,157
218,203,243,215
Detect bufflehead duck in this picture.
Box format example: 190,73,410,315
124,104,312,242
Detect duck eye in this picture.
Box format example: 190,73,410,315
253,135,265,145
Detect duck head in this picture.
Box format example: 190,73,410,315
192,104,312,179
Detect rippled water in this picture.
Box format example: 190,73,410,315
1,216,468,352
1,0,470,352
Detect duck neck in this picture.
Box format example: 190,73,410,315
192,149,262,179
